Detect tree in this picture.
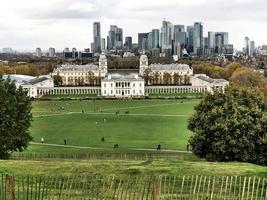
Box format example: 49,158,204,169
0,77,32,159
188,87,267,165
143,68,152,86
53,74,63,86
173,73,182,85
163,72,172,85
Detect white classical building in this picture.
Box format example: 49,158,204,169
52,54,108,85
139,54,193,84
192,74,229,92
3,75,54,98
101,73,145,97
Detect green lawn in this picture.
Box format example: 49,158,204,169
29,99,198,152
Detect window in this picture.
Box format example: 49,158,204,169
104,90,106,94
111,90,113,94
133,90,135,94
128,90,130,94
133,83,135,87
139,90,142,94
111,83,113,87
139,83,142,87
104,83,106,87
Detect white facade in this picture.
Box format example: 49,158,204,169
52,54,108,85
192,74,229,92
101,74,145,97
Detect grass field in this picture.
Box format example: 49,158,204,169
29,99,198,152
1,159,266,177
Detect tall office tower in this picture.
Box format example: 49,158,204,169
48,48,56,57
173,25,186,49
216,32,229,45
93,22,101,53
108,25,123,50
160,20,173,50
64,47,70,52
152,29,160,49
147,32,153,50
36,48,42,57
138,33,149,50
250,41,255,57
186,26,194,53
215,34,223,54
208,32,215,49
193,22,204,55
101,38,106,52
124,36,133,51
244,37,250,55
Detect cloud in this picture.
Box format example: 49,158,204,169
0,0,266,50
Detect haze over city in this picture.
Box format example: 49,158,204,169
1,0,266,51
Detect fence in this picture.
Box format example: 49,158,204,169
11,152,200,161
0,174,266,200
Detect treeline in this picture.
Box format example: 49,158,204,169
0,62,56,76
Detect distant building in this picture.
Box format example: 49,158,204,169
124,36,133,51
36,48,42,58
2,48,13,54
244,37,250,55
101,74,145,97
101,38,106,52
186,26,194,53
173,25,186,49
138,33,149,50
193,22,204,55
139,54,193,85
161,20,173,51
3,75,54,98
53,54,108,85
107,25,123,50
151,48,160,57
48,48,56,57
192,74,229,92
93,22,101,53
250,41,255,57
152,29,160,49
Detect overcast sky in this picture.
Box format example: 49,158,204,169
1,0,266,52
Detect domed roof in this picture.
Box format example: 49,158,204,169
140,54,148,61
99,54,107,61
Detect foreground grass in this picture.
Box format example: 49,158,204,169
0,159,266,177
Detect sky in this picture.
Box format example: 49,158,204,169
0,0,266,52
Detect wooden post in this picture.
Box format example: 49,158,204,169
6,175,15,200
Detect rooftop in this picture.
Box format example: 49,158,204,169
103,73,143,82
58,64,99,71
196,75,228,84
149,63,191,71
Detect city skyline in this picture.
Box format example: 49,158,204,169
1,0,266,51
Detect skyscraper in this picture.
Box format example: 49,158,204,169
36,48,42,57
193,22,204,55
48,48,56,57
245,37,250,55
186,26,194,53
125,36,132,51
160,20,173,50
208,32,215,49
93,22,101,53
173,25,186,48
101,38,106,52
250,41,255,57
138,33,149,50
147,32,153,50
107,25,123,50
152,29,160,49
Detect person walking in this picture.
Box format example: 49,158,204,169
41,137,44,144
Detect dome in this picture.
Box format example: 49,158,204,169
140,54,148,61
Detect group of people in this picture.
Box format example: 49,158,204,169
40,137,190,151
